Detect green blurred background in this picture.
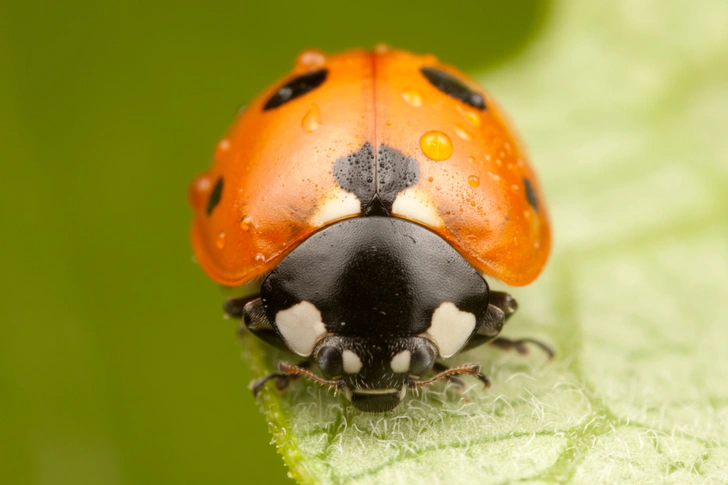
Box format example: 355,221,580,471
0,1,549,483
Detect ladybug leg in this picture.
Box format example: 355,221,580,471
249,360,313,396
459,297,512,352
479,292,554,358
272,360,312,391
432,362,468,390
229,298,340,396
488,291,518,322
224,294,259,320
231,297,291,352
490,337,555,359
412,363,490,390
252,361,346,397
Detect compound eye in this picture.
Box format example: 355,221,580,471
317,346,343,379
410,344,436,376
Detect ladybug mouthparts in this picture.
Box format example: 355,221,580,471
349,389,405,413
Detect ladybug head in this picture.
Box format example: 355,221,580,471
261,217,490,412
312,335,437,412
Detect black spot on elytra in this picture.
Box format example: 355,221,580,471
523,177,539,212
333,142,375,209
263,69,328,110
333,143,420,214
206,177,223,216
377,145,420,205
420,67,487,110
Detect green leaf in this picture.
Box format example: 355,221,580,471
245,1,728,483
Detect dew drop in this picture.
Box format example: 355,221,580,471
465,234,477,244
467,156,475,163
192,174,211,193
468,175,480,188
402,89,424,107
420,130,453,161
386,120,393,126
214,139,231,160
216,232,226,249
453,124,472,140
302,103,321,133
188,174,212,209
254,253,266,262
457,106,482,127
240,216,252,231
295,49,326,70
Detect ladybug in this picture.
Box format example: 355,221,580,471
189,47,553,413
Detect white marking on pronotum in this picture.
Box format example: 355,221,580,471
426,302,476,358
390,349,411,373
391,187,444,227
310,187,361,226
342,349,363,374
274,301,326,357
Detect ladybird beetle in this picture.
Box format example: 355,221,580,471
189,47,553,412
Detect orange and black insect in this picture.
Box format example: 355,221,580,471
189,47,552,412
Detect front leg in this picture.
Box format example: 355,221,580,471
249,359,314,396
487,292,554,358
227,296,323,395
490,337,555,359
459,290,515,352
411,362,490,392
488,291,518,322
225,295,290,352
431,362,490,391
461,291,554,358
224,294,258,320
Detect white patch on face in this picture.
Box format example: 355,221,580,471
274,301,327,357
342,349,363,374
426,302,476,358
390,349,411,374
391,187,444,227
310,187,361,226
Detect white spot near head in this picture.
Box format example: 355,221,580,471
310,187,361,226
426,302,476,358
342,349,363,374
391,187,444,227
390,350,411,373
274,301,327,357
